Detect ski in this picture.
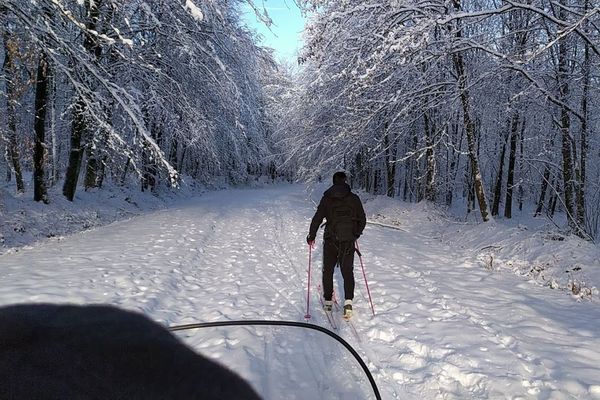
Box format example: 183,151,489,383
325,309,338,330
345,318,361,342
319,298,338,330
332,294,361,342
317,285,338,330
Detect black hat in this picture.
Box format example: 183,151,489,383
333,171,347,185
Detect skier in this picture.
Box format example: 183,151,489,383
307,171,366,319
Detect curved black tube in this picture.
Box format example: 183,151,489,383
169,320,381,400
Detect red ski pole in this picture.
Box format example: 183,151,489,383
355,241,375,316
304,243,313,319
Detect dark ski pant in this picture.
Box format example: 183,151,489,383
322,239,355,301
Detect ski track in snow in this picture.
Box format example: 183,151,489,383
1,185,600,399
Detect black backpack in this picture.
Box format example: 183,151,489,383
328,196,357,242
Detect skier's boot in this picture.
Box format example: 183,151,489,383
323,300,333,312
343,299,353,319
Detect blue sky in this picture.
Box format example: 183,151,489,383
241,0,306,63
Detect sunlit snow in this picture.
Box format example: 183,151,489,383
185,0,204,22
1,185,599,399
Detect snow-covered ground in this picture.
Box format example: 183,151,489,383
0,180,188,252
1,184,599,399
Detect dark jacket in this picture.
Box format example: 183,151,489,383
309,183,366,241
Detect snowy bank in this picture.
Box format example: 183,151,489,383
0,179,205,256
362,194,600,302
0,175,290,256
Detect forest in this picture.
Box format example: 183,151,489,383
0,0,290,198
1,0,599,240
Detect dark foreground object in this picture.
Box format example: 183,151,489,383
0,304,261,400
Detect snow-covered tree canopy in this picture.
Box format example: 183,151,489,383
2,0,600,238
1,0,289,200
284,0,600,237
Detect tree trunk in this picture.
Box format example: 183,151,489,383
453,51,490,221
63,97,86,201
169,137,179,166
466,166,475,216
85,127,111,190
558,78,575,228
424,112,435,202
403,148,413,201
2,31,24,193
451,0,490,221
557,1,577,231
492,128,509,216
403,166,409,201
33,51,49,203
96,156,107,188
446,143,454,206
4,147,11,182
50,64,59,185
373,166,381,195
517,120,525,211
446,149,455,206
534,166,551,217
446,121,463,206
576,0,589,233
383,126,396,198
84,149,99,190
63,0,103,200
121,158,131,186
504,114,519,218
178,144,188,173
549,179,559,217
412,132,420,201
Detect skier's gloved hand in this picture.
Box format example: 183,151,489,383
306,234,315,247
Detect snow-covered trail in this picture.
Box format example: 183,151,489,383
1,184,600,399
0,186,309,324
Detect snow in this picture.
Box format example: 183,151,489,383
1,184,600,399
112,27,133,47
0,179,200,252
185,0,204,22
366,196,600,301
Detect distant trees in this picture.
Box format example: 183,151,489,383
288,0,599,238
1,0,282,202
